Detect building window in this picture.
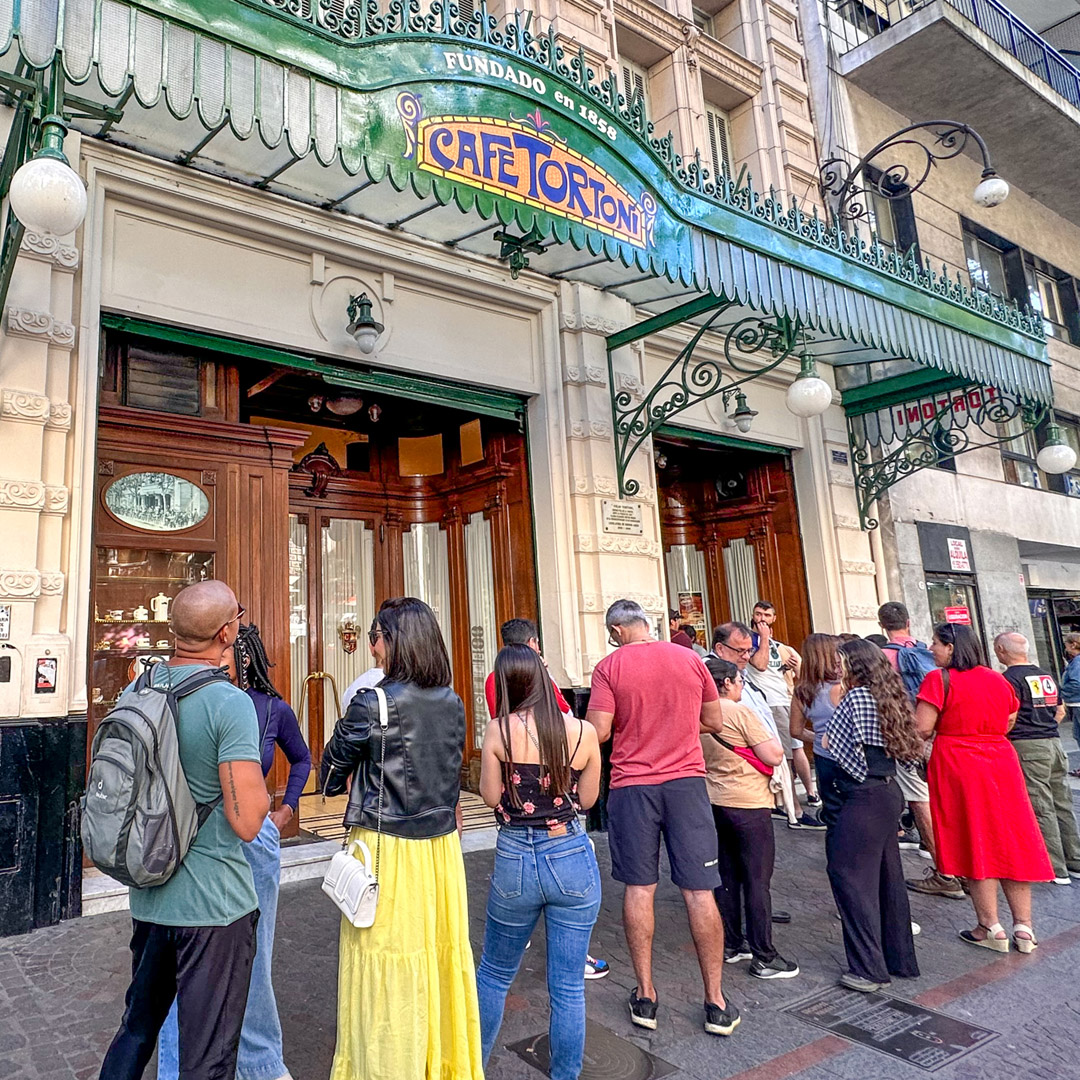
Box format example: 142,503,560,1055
963,230,1009,297
620,59,650,116
705,105,732,182
864,167,918,258
998,414,1044,490
835,0,891,35
1025,257,1077,343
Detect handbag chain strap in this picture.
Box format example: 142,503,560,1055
373,686,389,882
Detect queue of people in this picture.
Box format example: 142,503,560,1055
93,582,1077,1080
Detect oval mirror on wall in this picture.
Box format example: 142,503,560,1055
104,472,210,533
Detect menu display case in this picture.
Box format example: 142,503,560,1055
90,548,215,722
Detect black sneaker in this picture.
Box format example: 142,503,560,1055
897,827,920,850
749,955,800,980
806,794,822,807
703,999,741,1036
789,813,826,831
629,988,658,1030
771,910,792,924
724,945,752,963
770,807,787,819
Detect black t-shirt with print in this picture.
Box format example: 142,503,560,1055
1003,664,1060,741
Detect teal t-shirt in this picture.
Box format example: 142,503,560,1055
128,664,262,927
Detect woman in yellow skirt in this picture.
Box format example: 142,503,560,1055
320,597,484,1080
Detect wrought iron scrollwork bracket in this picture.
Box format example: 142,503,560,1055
608,298,802,498
848,383,1047,529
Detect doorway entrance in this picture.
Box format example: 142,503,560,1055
90,327,538,840
655,430,811,648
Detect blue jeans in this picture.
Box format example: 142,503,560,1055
476,821,601,1080
157,816,286,1080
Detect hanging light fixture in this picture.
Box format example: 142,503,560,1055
972,169,1010,209
730,391,758,433
346,293,385,354
1036,423,1077,474
786,354,832,418
8,115,87,237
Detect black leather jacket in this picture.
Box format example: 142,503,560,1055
318,680,465,839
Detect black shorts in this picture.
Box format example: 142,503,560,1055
607,776,721,891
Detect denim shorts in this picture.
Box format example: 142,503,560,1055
606,776,721,891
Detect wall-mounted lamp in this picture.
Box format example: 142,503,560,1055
1036,423,1077,474
730,391,758,434
346,293,384,354
9,115,87,237
785,354,832,418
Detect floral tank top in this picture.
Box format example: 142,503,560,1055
494,719,585,829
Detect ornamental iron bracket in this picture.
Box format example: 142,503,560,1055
847,383,1046,530
819,121,998,229
494,225,547,279
607,293,803,498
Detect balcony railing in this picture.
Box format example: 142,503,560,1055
832,0,1080,111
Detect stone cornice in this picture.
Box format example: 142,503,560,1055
695,33,763,101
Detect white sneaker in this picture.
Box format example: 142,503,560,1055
911,921,921,936
1069,870,1080,879
1052,876,1072,885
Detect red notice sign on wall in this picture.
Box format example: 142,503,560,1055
943,607,971,625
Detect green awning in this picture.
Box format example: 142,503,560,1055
0,0,1053,405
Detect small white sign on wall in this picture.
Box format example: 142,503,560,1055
947,538,971,572
601,499,644,535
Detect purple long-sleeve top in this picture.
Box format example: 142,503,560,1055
247,688,312,811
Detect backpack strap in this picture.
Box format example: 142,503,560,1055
170,667,231,827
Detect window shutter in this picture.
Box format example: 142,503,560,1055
458,0,475,20
705,106,732,181
620,61,648,112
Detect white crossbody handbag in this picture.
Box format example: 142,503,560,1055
321,686,389,928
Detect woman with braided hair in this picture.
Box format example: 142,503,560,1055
158,623,310,1080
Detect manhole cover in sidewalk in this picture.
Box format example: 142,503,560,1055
783,985,999,1072
507,1019,678,1079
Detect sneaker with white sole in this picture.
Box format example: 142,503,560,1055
839,972,889,993
724,945,752,963
788,813,826,831
703,1000,741,1036
897,827,920,850
748,955,799,980
629,989,657,1030
1052,876,1072,886
584,955,610,979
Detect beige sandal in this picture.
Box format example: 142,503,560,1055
1012,923,1038,954
959,922,1009,952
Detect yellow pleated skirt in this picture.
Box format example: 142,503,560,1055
329,827,484,1080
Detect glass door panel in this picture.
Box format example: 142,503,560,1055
665,544,711,645
321,517,376,751
465,512,498,748
403,522,454,669
926,577,985,654
723,537,759,625
288,515,309,742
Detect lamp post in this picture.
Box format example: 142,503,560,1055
1036,423,1078,475
8,114,87,237
819,121,1008,228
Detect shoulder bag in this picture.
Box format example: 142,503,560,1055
710,732,774,777
321,685,389,928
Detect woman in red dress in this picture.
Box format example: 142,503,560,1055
916,623,1052,954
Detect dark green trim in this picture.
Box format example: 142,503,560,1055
607,294,729,351
656,423,790,458
841,371,972,418
100,312,526,421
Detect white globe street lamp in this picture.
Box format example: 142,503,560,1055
8,116,87,237
973,171,1010,209
1036,424,1077,475
346,292,385,354
786,355,832,418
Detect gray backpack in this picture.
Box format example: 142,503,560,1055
81,667,229,888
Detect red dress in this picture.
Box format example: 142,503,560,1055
919,667,1053,881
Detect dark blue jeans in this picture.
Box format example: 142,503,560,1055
475,820,601,1080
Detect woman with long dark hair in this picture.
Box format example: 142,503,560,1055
157,623,310,1080
475,643,602,1080
917,623,1052,953
701,658,794,979
320,597,483,1080
790,634,843,826
824,638,923,992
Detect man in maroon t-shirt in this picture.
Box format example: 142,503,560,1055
587,600,739,1038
